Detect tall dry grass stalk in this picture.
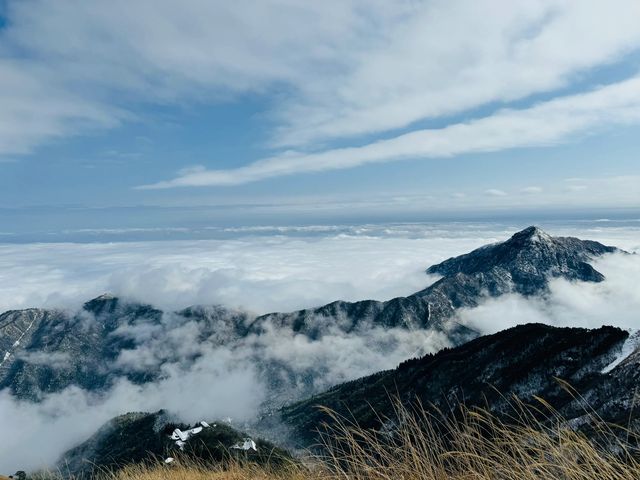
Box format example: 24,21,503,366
318,397,639,480
105,399,639,480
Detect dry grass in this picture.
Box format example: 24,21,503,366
105,461,320,480
104,400,640,480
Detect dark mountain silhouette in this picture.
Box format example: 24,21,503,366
278,323,639,449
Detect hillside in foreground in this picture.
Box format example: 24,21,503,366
31,401,640,480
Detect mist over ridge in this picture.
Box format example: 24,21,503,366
1,222,639,472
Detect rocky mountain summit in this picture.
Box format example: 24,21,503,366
426,226,616,294
248,226,618,338
0,227,619,404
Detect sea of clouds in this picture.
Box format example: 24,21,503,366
0,221,639,472
0,223,510,315
2,221,638,315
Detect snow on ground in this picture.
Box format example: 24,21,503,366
602,330,640,373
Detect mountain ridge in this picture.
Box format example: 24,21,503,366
0,226,620,403
56,322,640,477
276,322,638,449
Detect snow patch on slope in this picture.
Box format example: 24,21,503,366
169,421,213,456
602,330,640,373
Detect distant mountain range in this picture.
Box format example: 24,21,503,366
0,226,618,403
1,226,634,476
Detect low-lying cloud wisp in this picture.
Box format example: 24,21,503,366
457,251,640,334
0,312,453,472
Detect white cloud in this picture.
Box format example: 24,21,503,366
0,351,263,472
457,252,640,334
2,0,640,159
0,0,389,155
0,60,123,155
273,0,640,147
17,351,71,369
141,75,640,187
1,223,638,315
0,312,454,472
485,189,508,197
0,228,486,314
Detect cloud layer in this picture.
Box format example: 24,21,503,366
0,227,490,314
1,223,638,315
0,352,263,472
0,314,455,472
0,223,639,472
2,0,640,180
458,252,640,333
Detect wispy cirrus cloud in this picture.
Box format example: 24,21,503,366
1,0,640,163
272,0,640,147
140,75,640,188
0,60,124,155
0,0,377,155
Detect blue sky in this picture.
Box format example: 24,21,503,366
1,0,639,235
